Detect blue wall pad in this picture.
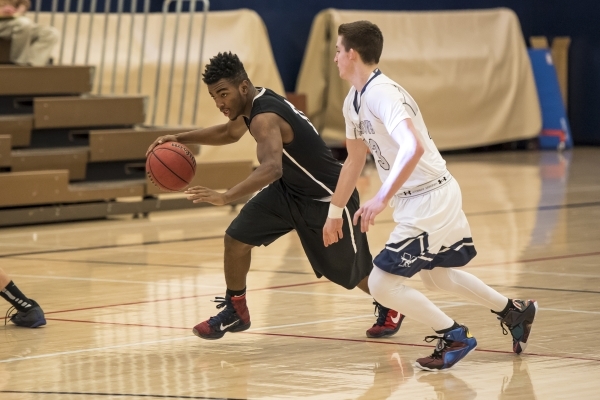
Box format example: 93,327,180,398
528,49,573,149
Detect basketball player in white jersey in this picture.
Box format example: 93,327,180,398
323,20,538,371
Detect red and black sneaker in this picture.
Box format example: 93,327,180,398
366,301,405,338
193,294,251,340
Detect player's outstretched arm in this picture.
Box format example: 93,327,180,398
323,138,367,246
185,113,283,205
145,117,247,157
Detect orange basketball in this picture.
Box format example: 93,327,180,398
146,142,197,192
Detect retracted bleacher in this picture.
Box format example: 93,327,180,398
0,65,252,226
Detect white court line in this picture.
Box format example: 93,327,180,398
0,336,194,364
10,274,223,289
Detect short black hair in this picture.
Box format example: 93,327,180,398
202,52,249,85
338,21,383,65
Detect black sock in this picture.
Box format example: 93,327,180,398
492,299,513,318
226,287,246,298
0,281,35,312
436,321,460,335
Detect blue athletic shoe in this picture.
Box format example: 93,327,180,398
415,325,477,371
7,300,46,328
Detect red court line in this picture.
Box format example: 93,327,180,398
40,317,600,364
0,279,331,320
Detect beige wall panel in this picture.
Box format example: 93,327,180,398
297,8,542,150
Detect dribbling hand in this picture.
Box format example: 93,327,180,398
146,135,178,157
185,186,227,206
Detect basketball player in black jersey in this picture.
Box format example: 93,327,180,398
147,52,404,340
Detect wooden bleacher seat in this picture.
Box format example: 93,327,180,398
10,147,89,180
88,127,192,162
34,96,146,129
0,115,33,147
0,65,93,95
0,170,144,208
0,135,10,167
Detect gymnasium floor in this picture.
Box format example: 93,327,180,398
0,147,599,399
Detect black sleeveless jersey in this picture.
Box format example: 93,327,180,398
244,88,342,199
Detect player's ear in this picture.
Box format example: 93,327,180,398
239,80,249,95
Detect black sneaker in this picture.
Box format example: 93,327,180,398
192,294,251,340
496,299,538,354
7,300,46,328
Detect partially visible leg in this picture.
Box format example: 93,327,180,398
419,267,508,312
4,17,33,65
223,234,254,291
28,23,59,66
192,235,253,340
369,266,477,371
420,267,537,354
0,267,46,328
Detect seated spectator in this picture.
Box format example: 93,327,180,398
0,0,59,66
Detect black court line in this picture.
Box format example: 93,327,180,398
0,391,242,400
11,256,314,276
2,200,600,259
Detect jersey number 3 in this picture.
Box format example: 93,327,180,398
368,139,390,170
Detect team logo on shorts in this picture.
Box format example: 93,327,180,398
400,253,417,268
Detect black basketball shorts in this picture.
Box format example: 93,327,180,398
226,181,373,289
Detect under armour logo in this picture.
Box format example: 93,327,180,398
403,190,412,195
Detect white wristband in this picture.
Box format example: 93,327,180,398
328,204,344,219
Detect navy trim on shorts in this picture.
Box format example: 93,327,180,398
373,235,476,277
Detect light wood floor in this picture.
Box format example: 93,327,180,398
1,148,599,399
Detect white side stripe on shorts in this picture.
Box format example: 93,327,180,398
282,149,357,253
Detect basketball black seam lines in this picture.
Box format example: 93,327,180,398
148,155,177,192
150,150,192,190
159,147,196,170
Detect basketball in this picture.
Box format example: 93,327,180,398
146,142,197,192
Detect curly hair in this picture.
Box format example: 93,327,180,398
202,52,249,85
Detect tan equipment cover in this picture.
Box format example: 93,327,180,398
297,8,541,150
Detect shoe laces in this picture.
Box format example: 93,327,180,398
4,306,16,326
207,297,236,327
422,335,450,359
372,301,390,327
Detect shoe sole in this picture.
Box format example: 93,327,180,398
515,300,538,354
366,327,401,338
192,322,251,340
413,345,478,372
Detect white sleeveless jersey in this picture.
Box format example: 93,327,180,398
343,71,447,190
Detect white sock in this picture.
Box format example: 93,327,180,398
368,266,455,332
419,268,508,311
